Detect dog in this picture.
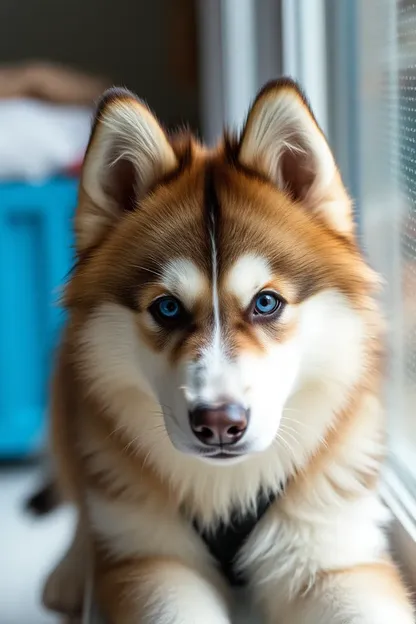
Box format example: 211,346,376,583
42,78,415,623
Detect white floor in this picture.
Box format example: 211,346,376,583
0,465,74,624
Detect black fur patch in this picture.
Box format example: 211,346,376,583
193,490,277,586
203,164,221,274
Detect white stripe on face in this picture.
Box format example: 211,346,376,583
185,254,273,407
225,254,272,309
184,213,229,407
209,212,221,365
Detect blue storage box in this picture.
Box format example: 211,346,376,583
0,177,78,458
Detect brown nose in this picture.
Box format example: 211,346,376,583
189,403,249,446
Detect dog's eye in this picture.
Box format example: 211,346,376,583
252,291,283,319
158,297,180,318
149,296,188,327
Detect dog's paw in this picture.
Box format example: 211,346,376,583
42,555,84,616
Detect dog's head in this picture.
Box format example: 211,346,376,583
68,80,378,466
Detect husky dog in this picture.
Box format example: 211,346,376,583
43,79,414,623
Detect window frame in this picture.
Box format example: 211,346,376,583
196,0,282,144
382,464,416,586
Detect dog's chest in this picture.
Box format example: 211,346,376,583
192,491,277,586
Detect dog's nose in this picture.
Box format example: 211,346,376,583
189,403,249,446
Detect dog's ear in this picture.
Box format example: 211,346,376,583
75,88,177,253
239,79,352,236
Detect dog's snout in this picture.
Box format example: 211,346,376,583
189,403,249,446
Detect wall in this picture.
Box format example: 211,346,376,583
0,0,199,130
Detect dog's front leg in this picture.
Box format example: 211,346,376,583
240,497,414,624
95,557,232,624
257,562,414,624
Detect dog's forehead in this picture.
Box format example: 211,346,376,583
161,254,273,308
143,165,299,305
108,155,354,309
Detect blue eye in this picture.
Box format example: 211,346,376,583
149,295,187,327
158,297,180,318
253,291,281,316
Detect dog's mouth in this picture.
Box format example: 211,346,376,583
196,449,250,465
192,446,252,462
204,451,239,460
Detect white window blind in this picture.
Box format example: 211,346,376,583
392,0,416,487
358,0,416,489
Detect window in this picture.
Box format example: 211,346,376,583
387,0,416,491
355,0,416,582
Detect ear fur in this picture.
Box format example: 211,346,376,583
75,88,177,253
239,78,353,236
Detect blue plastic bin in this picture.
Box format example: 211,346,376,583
0,177,77,458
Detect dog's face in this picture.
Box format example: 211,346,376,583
68,81,376,465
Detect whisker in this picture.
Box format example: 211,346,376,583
279,425,301,448
281,415,317,433
274,432,295,457
281,416,329,447
165,409,182,429
133,265,164,278
158,403,174,415
282,407,302,414
122,423,166,455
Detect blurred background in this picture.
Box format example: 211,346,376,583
0,0,415,622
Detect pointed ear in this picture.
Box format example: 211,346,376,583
75,88,177,253
239,79,353,236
